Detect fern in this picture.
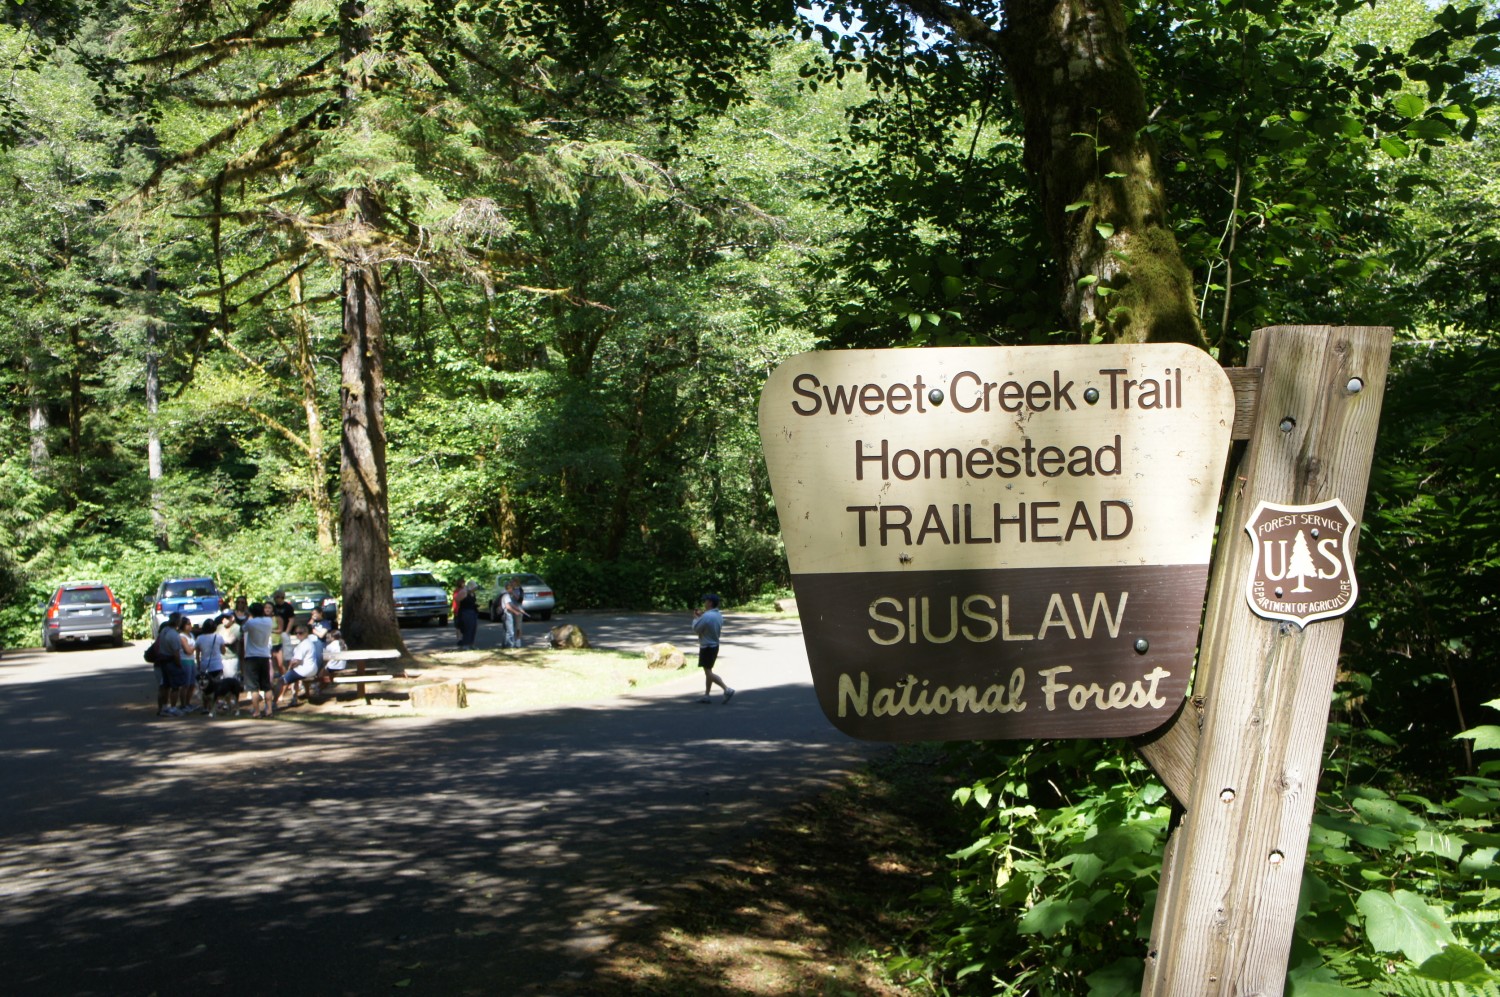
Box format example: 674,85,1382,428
1387,975,1500,997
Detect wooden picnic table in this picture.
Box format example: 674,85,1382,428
327,648,400,704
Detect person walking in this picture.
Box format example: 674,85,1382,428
692,594,734,704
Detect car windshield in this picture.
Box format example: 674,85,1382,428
285,583,330,597
512,574,546,586
59,587,109,605
394,573,439,589
164,580,216,598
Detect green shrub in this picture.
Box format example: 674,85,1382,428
0,515,338,645
890,740,1168,995
893,704,1500,996
1287,699,1500,996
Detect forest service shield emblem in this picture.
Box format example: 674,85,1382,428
1244,499,1359,626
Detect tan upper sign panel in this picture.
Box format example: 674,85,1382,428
760,345,1236,575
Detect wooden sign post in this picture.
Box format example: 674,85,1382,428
758,326,1391,996
1137,325,1391,996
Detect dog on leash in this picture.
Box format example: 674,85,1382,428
200,672,245,717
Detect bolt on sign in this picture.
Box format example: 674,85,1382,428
759,345,1236,741
1244,499,1359,626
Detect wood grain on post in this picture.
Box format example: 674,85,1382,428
1138,326,1392,997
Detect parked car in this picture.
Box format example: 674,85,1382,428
392,569,448,626
42,581,125,651
152,576,224,635
278,581,338,625
484,573,556,621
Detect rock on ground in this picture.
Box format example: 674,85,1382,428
410,680,468,710
644,642,685,670
549,624,591,649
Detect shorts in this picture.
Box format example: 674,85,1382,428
154,665,168,688
698,645,720,671
288,660,319,682
243,656,272,693
163,662,189,689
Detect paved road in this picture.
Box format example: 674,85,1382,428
0,612,881,996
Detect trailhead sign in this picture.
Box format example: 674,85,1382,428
759,345,1236,741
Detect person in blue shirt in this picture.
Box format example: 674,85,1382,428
691,594,735,704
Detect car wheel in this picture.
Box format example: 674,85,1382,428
43,633,57,652
540,610,552,621
437,615,448,628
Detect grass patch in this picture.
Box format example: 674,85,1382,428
416,646,689,713
274,646,696,721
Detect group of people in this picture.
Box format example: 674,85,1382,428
150,586,737,714
152,590,343,719
450,577,528,650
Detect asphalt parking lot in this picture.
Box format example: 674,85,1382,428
0,611,881,995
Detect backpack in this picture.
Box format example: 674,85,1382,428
143,641,159,664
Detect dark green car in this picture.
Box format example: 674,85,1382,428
278,581,338,625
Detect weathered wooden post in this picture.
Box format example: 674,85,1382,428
1138,325,1391,996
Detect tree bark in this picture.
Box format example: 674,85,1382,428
898,0,1205,345
339,197,406,655
25,352,50,474
145,267,168,551
68,325,83,466
337,2,407,657
289,269,336,552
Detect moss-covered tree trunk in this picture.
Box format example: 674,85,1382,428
1001,0,1202,344
901,0,1205,345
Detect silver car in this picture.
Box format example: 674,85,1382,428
42,581,125,650
485,573,556,621
392,569,449,626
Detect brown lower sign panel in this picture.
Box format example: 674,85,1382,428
794,564,1205,741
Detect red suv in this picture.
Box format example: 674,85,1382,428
42,581,125,651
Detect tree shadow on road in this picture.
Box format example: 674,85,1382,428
573,745,965,996
0,643,894,996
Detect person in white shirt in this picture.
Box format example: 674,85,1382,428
278,623,323,707
317,629,345,692
240,603,275,718
195,621,227,683
217,614,241,680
